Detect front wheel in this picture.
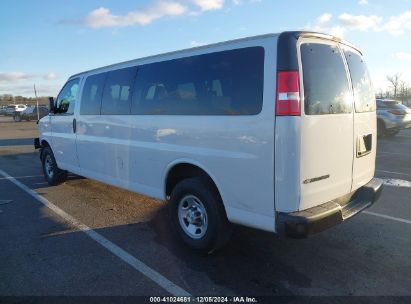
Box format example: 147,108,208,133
41,147,67,186
169,177,232,253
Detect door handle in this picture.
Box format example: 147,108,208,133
73,118,77,133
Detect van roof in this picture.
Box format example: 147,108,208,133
70,31,361,79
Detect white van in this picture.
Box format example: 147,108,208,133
35,31,382,252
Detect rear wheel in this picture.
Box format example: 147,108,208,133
385,130,399,138
41,147,67,186
169,177,232,253
13,113,22,122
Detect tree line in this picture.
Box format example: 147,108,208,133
376,73,411,103
0,94,49,107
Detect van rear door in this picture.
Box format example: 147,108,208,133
298,38,354,210
342,47,376,191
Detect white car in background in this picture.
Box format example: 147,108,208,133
5,104,27,116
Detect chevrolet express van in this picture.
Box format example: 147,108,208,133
35,31,382,252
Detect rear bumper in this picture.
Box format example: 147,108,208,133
276,178,383,238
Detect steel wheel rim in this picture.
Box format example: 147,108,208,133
178,195,208,239
44,155,54,178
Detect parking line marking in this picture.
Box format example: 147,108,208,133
374,178,411,188
0,169,191,297
376,170,411,177
0,175,43,180
364,211,411,225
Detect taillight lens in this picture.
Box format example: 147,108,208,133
389,109,405,116
276,71,300,116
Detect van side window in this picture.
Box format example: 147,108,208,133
131,47,264,115
301,43,352,115
56,78,80,115
344,49,376,113
80,73,106,115
101,67,137,115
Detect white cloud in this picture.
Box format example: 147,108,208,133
382,11,411,35
85,1,188,28
317,13,332,25
190,0,224,11
359,0,368,5
338,13,382,31
305,13,346,38
307,11,411,38
43,72,57,80
0,84,61,97
231,0,262,4
0,72,34,83
84,0,263,29
395,52,411,60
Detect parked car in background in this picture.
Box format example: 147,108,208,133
376,99,411,137
14,105,49,122
0,106,7,115
5,104,27,116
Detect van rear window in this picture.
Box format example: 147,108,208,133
344,49,375,113
301,43,352,115
131,47,264,115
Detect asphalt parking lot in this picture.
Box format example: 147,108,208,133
0,115,410,300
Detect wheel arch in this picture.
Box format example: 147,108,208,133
377,118,385,126
163,160,225,209
41,139,51,148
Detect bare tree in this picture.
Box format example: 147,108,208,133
399,81,410,102
386,73,402,99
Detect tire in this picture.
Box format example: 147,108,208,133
377,120,385,138
13,114,22,122
168,177,232,253
41,147,67,186
385,130,399,138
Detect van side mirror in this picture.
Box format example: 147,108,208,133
48,97,56,114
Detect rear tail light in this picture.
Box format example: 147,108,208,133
389,109,405,116
276,71,300,116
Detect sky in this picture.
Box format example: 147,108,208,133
0,0,410,97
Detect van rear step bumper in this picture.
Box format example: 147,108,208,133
277,178,383,238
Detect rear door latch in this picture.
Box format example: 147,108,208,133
357,134,372,157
